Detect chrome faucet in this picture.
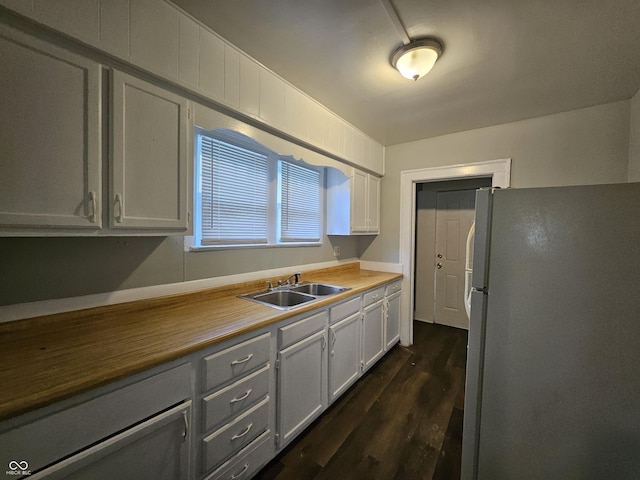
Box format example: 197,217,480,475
278,272,301,287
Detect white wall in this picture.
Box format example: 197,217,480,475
360,100,631,264
629,89,640,182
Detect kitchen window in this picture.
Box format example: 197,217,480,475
193,129,323,249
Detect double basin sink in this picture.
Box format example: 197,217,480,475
239,282,351,310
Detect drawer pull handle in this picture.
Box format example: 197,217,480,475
231,423,253,441
231,354,253,365
230,464,249,479
230,389,252,403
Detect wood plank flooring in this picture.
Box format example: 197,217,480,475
255,321,468,480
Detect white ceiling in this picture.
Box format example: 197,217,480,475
171,0,640,146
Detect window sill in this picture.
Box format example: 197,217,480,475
184,237,322,252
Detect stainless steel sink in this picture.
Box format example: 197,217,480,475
252,290,316,308
239,282,351,310
289,282,349,296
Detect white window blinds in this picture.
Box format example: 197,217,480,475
199,135,269,244
279,161,321,242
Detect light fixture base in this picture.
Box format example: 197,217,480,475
390,37,443,81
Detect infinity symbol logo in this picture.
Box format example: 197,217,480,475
8,460,28,470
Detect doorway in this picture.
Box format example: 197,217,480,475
398,159,511,346
414,179,491,330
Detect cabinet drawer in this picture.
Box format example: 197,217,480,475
363,287,384,307
278,310,327,348
203,333,271,392
202,396,270,473
0,363,191,474
206,431,272,480
385,280,402,296
330,296,361,324
203,365,270,433
28,401,191,480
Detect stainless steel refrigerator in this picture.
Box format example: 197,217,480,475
461,183,640,479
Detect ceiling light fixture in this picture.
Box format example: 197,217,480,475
390,38,443,81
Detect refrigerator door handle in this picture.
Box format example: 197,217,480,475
464,222,476,319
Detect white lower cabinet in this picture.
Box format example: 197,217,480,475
0,363,192,479
385,281,402,350
362,287,385,372
328,296,362,404
201,397,270,473
205,431,272,480
0,280,402,480
276,311,328,448
30,401,192,480
328,312,362,402
197,331,273,479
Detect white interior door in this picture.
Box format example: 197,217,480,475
434,189,476,329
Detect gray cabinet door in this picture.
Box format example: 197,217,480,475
385,291,401,350
33,401,191,480
276,329,327,447
0,26,101,232
328,311,361,403
110,70,189,231
362,300,385,371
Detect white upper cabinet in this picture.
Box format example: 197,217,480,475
110,70,190,231
130,0,179,80
0,26,102,233
0,0,385,177
326,168,381,236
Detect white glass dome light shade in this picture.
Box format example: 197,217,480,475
391,38,443,81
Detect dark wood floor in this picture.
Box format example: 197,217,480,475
255,321,468,480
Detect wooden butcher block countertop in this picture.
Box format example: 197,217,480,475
0,263,401,422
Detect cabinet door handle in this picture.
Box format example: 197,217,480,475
181,410,189,442
231,353,253,365
321,333,326,351
88,191,97,223
115,193,123,223
231,422,253,441
230,389,252,403
230,464,249,480
329,328,336,355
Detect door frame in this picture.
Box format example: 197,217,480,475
399,159,511,346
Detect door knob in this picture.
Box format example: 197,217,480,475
437,263,443,269
437,253,443,258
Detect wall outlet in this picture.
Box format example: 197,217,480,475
333,246,341,257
